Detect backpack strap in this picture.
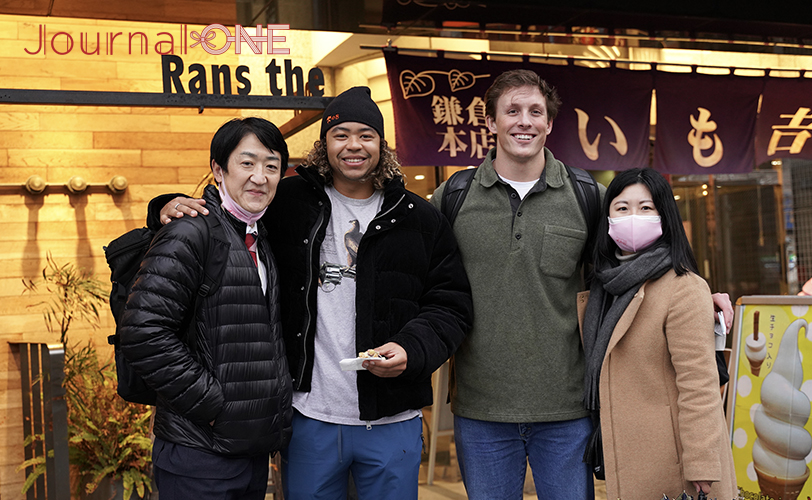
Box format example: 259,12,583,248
184,213,229,351
563,164,600,238
563,163,601,285
197,214,228,297
440,168,477,226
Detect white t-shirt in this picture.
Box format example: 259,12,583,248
498,174,538,199
292,186,420,425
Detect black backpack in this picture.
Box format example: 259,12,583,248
440,163,601,270
103,216,227,405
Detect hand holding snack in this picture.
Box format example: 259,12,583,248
363,342,407,378
338,349,388,371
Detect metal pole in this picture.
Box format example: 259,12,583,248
0,88,332,110
47,343,71,500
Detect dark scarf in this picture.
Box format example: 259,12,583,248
582,244,673,411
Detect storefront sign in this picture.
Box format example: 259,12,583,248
385,52,652,169
755,77,812,166
188,24,290,55
727,296,812,500
654,71,762,174
19,20,326,98
545,64,652,171
387,53,810,173
23,23,290,57
24,23,192,56
161,54,325,97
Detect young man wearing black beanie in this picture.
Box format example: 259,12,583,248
152,87,473,499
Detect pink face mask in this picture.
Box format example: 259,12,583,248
219,179,266,226
607,215,662,253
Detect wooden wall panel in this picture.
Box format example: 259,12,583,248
0,14,332,497
169,114,245,133
1,76,62,88
0,113,39,130
0,59,119,79
0,15,204,495
0,131,95,149
7,149,142,167
143,151,209,170
0,18,19,36
93,131,211,150
38,113,172,132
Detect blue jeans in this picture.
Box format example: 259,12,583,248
454,415,594,500
282,411,423,499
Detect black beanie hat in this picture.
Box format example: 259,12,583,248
320,86,384,139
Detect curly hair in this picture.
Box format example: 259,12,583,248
303,138,402,190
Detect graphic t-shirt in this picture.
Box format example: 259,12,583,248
292,186,419,425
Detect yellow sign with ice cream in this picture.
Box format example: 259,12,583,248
728,296,812,500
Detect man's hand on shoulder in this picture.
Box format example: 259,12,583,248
363,342,407,378
161,197,208,225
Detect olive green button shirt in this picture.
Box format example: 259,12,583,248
432,147,605,423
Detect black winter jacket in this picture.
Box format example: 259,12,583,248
264,166,473,421
122,185,292,457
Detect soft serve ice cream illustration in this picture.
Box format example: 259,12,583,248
752,318,812,500
747,311,768,376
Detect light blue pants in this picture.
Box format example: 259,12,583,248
282,411,422,500
454,415,594,500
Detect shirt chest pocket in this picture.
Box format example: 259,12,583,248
539,225,587,279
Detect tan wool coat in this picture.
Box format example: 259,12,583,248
596,269,737,500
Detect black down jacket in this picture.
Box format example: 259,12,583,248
264,166,474,421
121,185,292,457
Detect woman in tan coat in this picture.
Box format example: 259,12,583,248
581,168,737,500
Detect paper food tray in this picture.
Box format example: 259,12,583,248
339,357,383,371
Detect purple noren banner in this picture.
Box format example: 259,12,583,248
546,64,652,171
755,77,812,166
653,71,763,174
385,52,652,170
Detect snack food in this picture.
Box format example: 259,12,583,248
358,349,385,359
752,318,812,500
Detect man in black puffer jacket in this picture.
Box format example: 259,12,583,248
152,87,473,499
120,118,293,500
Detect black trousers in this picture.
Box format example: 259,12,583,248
152,437,269,500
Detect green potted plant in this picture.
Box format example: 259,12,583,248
65,342,153,500
19,254,153,500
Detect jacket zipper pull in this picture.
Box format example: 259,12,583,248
366,422,372,430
